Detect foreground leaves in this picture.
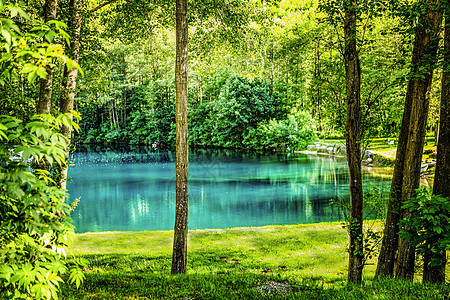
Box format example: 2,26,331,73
0,113,84,300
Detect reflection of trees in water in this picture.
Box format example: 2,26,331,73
68,147,391,232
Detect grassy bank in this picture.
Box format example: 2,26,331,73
61,223,450,299
319,136,437,163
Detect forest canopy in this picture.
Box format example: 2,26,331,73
1,0,431,151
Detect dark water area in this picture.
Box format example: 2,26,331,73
67,145,391,233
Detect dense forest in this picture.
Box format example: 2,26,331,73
3,0,442,150
0,0,449,298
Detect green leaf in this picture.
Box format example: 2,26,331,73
16,7,30,20
10,7,17,18
0,265,14,282
27,71,38,84
1,28,11,44
36,66,47,79
433,226,443,234
69,268,84,289
66,59,74,71
44,30,56,43
0,130,7,140
20,63,37,74
61,115,72,129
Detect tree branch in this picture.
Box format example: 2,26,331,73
89,0,120,13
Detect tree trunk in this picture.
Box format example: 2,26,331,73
58,0,82,190
375,67,415,279
395,0,442,280
316,39,323,133
171,0,189,275
425,7,450,283
198,76,202,105
376,0,442,280
435,118,439,146
344,0,364,285
37,0,58,114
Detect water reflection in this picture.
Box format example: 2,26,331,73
67,146,391,233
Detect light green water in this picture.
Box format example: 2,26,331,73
67,146,391,233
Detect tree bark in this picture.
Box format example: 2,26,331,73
376,0,442,280
171,0,189,275
425,6,450,283
344,0,364,285
395,0,442,280
37,0,58,114
375,79,414,279
58,0,82,190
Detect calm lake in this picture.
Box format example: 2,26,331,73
67,146,392,233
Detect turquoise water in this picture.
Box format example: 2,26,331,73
67,146,391,233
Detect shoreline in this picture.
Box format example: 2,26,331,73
72,221,349,236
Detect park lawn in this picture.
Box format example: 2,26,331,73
61,223,450,299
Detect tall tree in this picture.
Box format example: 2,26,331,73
343,0,364,285
37,0,58,114
171,0,189,274
425,2,450,283
58,0,82,189
376,0,443,280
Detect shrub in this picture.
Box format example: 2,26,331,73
190,76,289,149
399,188,450,270
0,114,84,299
243,111,315,151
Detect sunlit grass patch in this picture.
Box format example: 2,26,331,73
62,223,449,299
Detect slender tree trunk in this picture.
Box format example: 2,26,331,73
37,0,58,114
435,118,440,146
344,0,364,285
108,105,113,128
58,0,82,190
124,93,127,126
198,76,202,105
376,0,442,280
424,8,450,283
316,39,323,133
171,0,189,275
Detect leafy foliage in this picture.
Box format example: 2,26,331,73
0,0,81,120
243,111,315,150
75,80,175,146
210,76,284,147
0,2,85,298
399,188,450,267
0,113,85,300
188,75,314,150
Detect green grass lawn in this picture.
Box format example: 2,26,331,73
61,223,450,299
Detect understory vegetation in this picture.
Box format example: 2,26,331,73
61,223,450,299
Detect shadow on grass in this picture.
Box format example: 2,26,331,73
61,253,450,299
